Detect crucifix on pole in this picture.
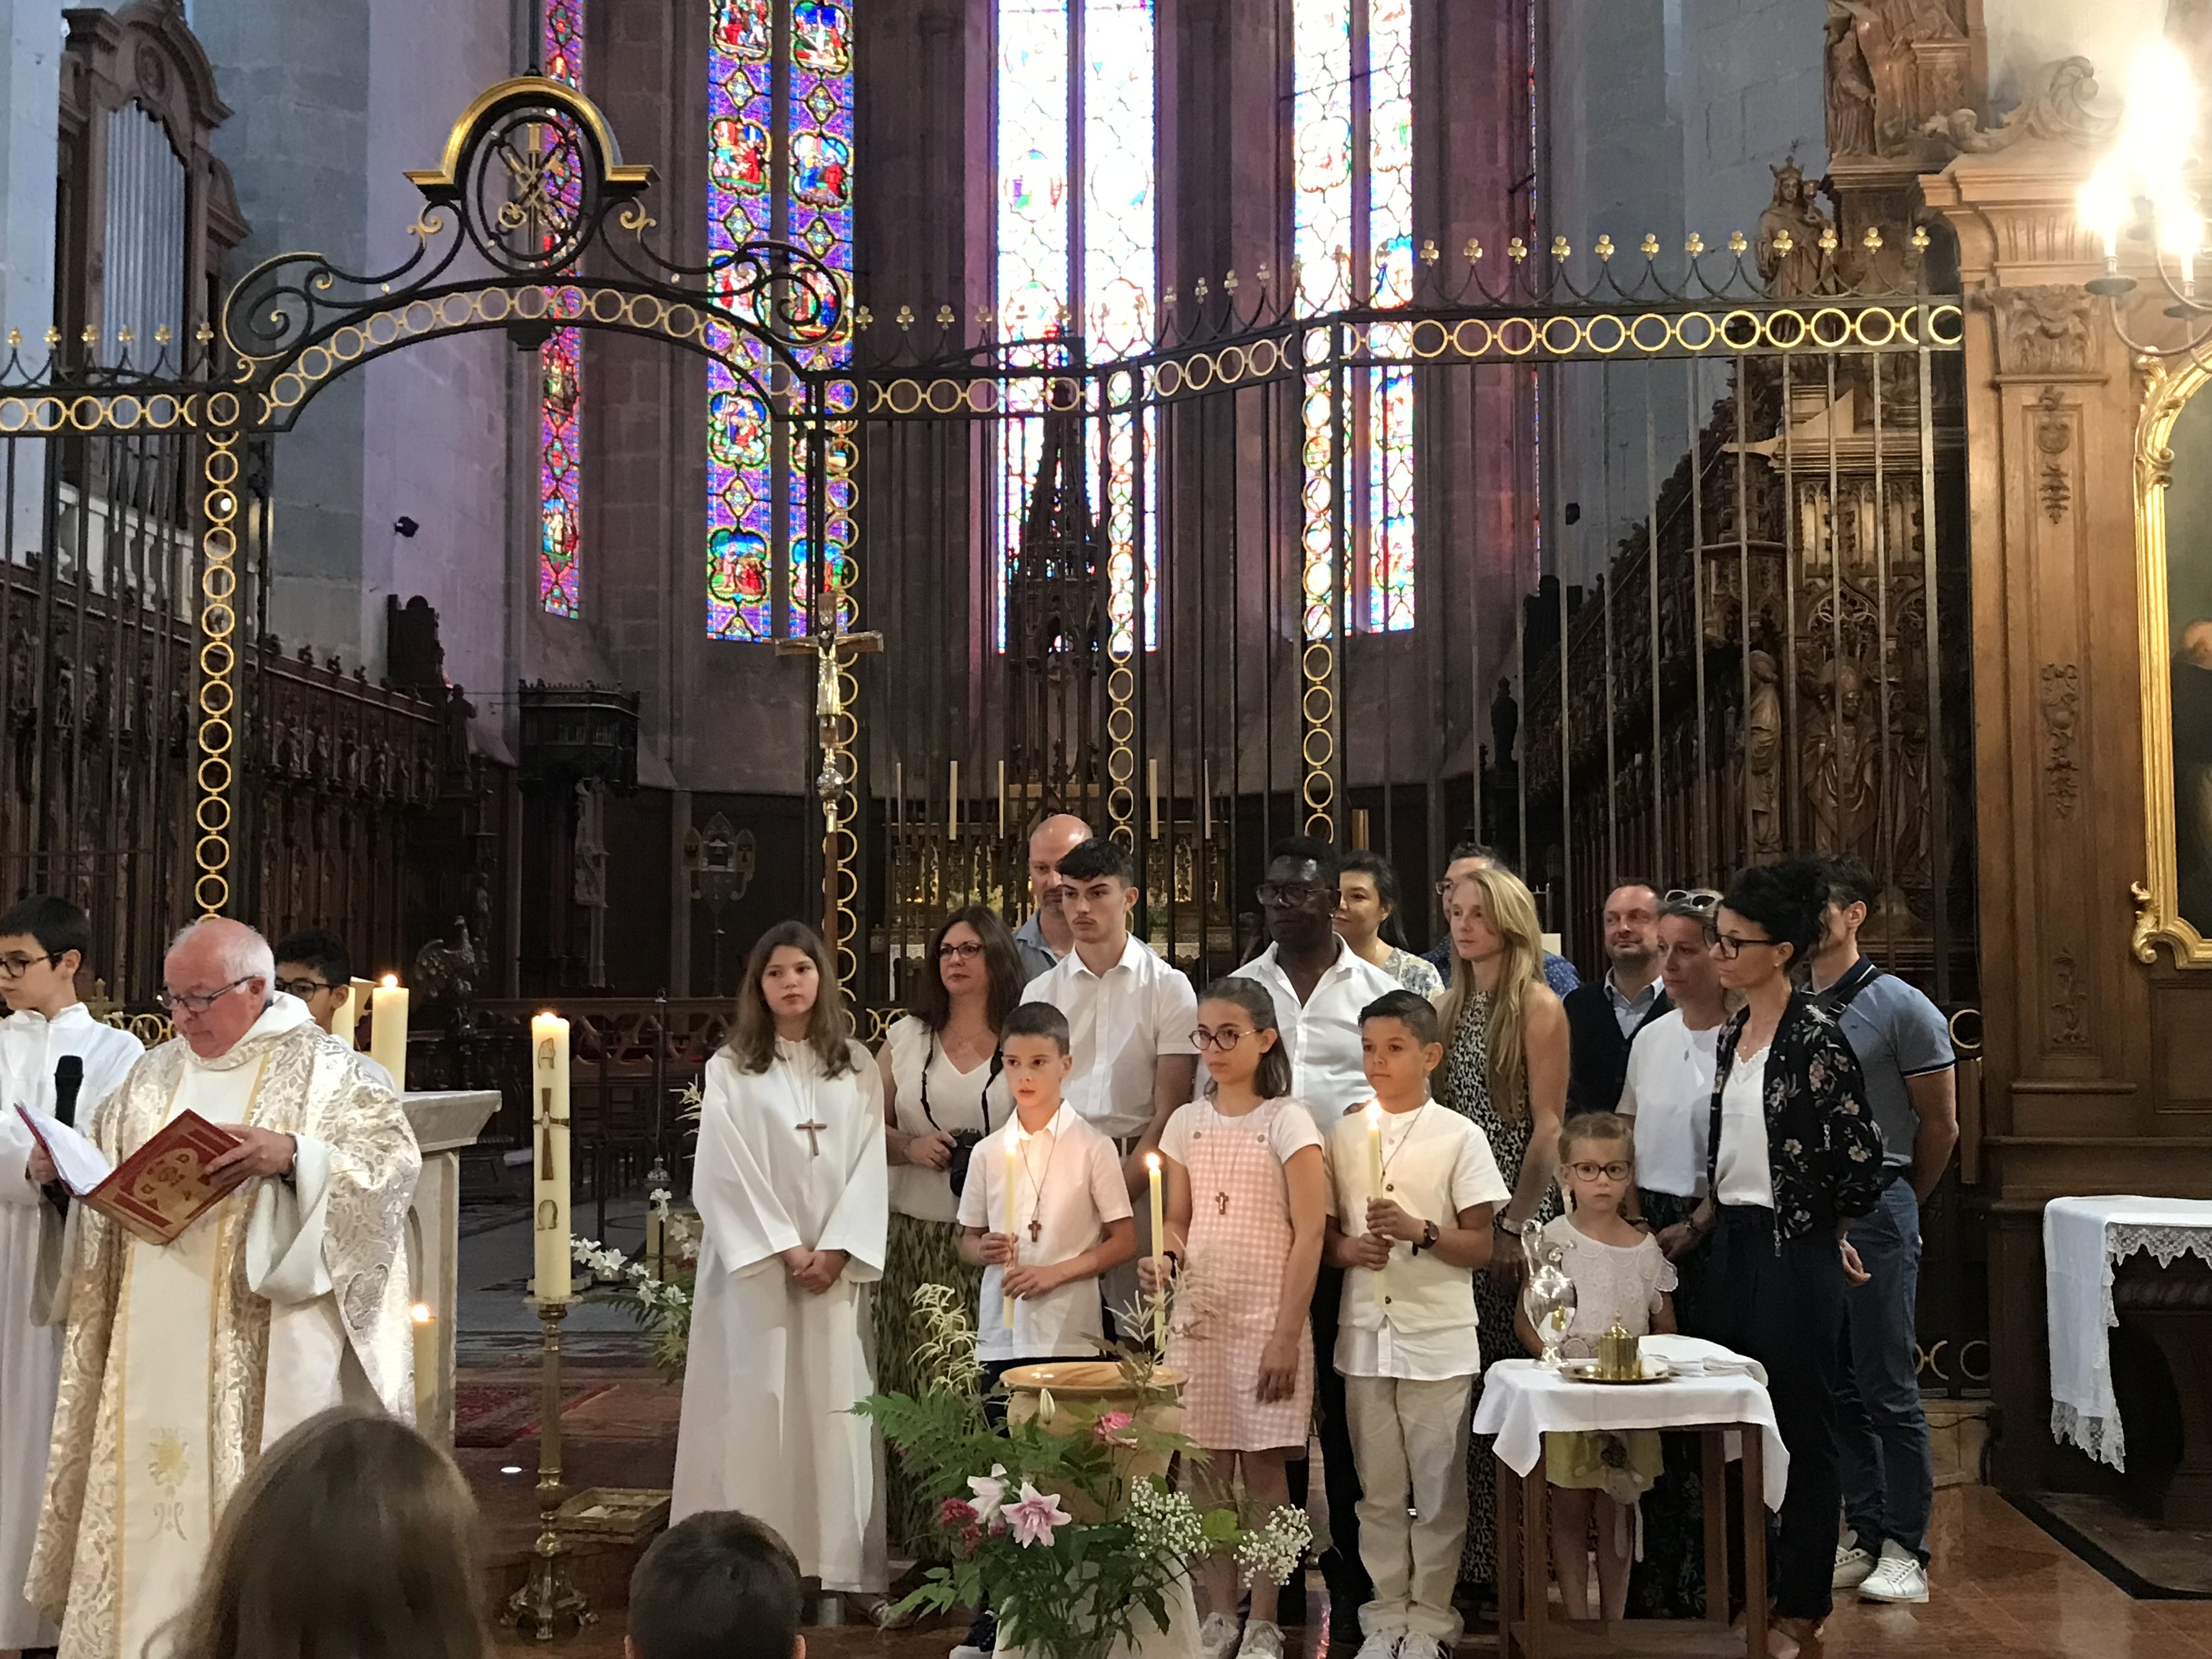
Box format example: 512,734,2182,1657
777,627,882,1000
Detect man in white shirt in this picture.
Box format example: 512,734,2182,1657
1240,836,1400,1641
1020,836,1197,1322
1011,814,1092,983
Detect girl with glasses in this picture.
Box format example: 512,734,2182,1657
1432,862,1570,1602
1516,1112,1677,1623
1680,863,1884,1659
1142,977,1327,1659
873,906,1023,1561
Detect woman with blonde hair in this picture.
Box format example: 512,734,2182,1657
161,1408,490,1659
1431,861,1568,1603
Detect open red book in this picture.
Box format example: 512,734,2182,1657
18,1103,243,1246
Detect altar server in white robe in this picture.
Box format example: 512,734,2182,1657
673,919,889,1595
0,897,143,1656
27,917,419,1659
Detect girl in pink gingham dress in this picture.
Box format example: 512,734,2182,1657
1145,977,1329,1659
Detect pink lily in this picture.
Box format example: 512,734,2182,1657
1005,1482,1073,1548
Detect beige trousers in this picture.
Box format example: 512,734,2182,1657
1345,1372,1476,1644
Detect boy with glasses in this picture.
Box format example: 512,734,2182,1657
273,929,390,1089
0,895,145,1656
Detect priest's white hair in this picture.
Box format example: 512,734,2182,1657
166,916,276,985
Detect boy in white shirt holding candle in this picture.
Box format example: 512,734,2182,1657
1323,990,1511,1659
953,1001,1138,1659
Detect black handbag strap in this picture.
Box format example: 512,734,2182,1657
919,1030,1002,1137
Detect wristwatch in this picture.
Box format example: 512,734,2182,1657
1414,1219,1441,1253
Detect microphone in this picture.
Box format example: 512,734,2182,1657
42,1054,83,1217
53,1054,83,1128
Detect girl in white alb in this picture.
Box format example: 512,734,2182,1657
1146,977,1327,1659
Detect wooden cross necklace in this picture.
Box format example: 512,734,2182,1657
794,1116,830,1156
1015,1130,1063,1242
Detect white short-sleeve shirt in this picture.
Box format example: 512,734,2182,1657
1239,941,1405,1138
1020,934,1199,1142
956,1104,1135,1360
1617,1010,1723,1199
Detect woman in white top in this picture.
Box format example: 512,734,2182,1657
1617,891,1729,1304
1681,864,1883,1658
874,905,1021,1558
1611,890,1729,1620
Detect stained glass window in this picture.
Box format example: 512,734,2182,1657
538,0,585,618
1293,0,1417,636
995,0,1156,654
706,0,854,640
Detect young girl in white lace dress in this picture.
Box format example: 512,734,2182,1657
1515,1112,1677,1622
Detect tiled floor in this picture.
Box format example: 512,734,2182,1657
481,1372,2212,1659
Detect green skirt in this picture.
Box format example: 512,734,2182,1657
1544,1428,1663,1504
875,1209,985,1560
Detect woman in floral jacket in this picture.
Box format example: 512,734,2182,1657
1680,860,1883,1659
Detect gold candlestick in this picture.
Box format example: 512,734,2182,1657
501,1300,595,1641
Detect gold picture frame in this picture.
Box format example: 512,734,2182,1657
2134,354,2212,965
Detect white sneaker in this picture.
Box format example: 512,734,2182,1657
1832,1530,1876,1590
1395,1635,1444,1659
947,1646,990,1659
1199,1611,1243,1659
1858,1538,1930,1604
1353,1630,1401,1659
1235,1621,1285,1659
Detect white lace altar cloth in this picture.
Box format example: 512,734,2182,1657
2043,1195,2212,1471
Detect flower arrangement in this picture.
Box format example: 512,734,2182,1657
572,1188,698,1380
856,1286,1311,1659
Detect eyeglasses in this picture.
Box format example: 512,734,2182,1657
936,941,985,961
0,951,63,979
273,976,335,998
1190,1026,1256,1052
1665,888,1722,909
156,977,252,1014
1564,1160,1633,1182
1712,932,1780,959
1257,881,1332,906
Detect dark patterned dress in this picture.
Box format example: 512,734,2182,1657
1437,989,1560,1590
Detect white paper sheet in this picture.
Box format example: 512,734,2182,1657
14,1103,112,1196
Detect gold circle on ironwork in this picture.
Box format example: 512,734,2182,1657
402,300,438,335
1250,337,1282,379
196,754,232,793
1495,317,1539,358
1764,308,1808,351
1216,346,1248,386
1807,307,1852,349
1853,306,1900,347
885,379,923,415
1539,315,1584,356
1409,318,1449,359
203,559,236,597
1184,352,1216,393
196,794,232,833
195,874,230,911
1155,360,1183,398
199,679,235,718
926,379,966,414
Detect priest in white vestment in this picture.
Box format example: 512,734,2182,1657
26,918,420,1659
0,898,145,1654
672,922,888,1595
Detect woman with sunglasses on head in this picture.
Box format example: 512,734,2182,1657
873,906,1023,1560
1680,861,1884,1659
1613,889,1731,1619
1431,862,1569,1604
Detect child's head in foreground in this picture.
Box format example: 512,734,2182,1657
625,1510,805,1659
1359,989,1444,1103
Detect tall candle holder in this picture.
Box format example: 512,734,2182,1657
501,1299,595,1641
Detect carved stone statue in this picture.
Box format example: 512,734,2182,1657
1825,2,1879,155
411,915,481,1005
1804,654,1881,861
1745,650,1785,857
1756,160,1834,297
1983,285,2095,378
573,778,609,986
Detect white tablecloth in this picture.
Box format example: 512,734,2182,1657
2044,1195,2212,1471
1473,1356,1790,1512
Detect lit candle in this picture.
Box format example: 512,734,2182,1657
531,1012,573,1303
1146,1152,1166,1348
1003,1127,1021,1248
1365,1100,1390,1294
410,1301,436,1430
369,974,409,1092
330,981,360,1050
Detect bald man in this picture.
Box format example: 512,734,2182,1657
1012,812,1093,981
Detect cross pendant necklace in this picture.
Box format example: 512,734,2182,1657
1215,1192,1231,1216
794,1118,828,1156
1028,1216,1043,1243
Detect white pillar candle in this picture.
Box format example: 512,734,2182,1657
1147,1151,1166,1348
411,1301,435,1429
331,982,360,1049
369,975,409,1092
531,1012,573,1303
